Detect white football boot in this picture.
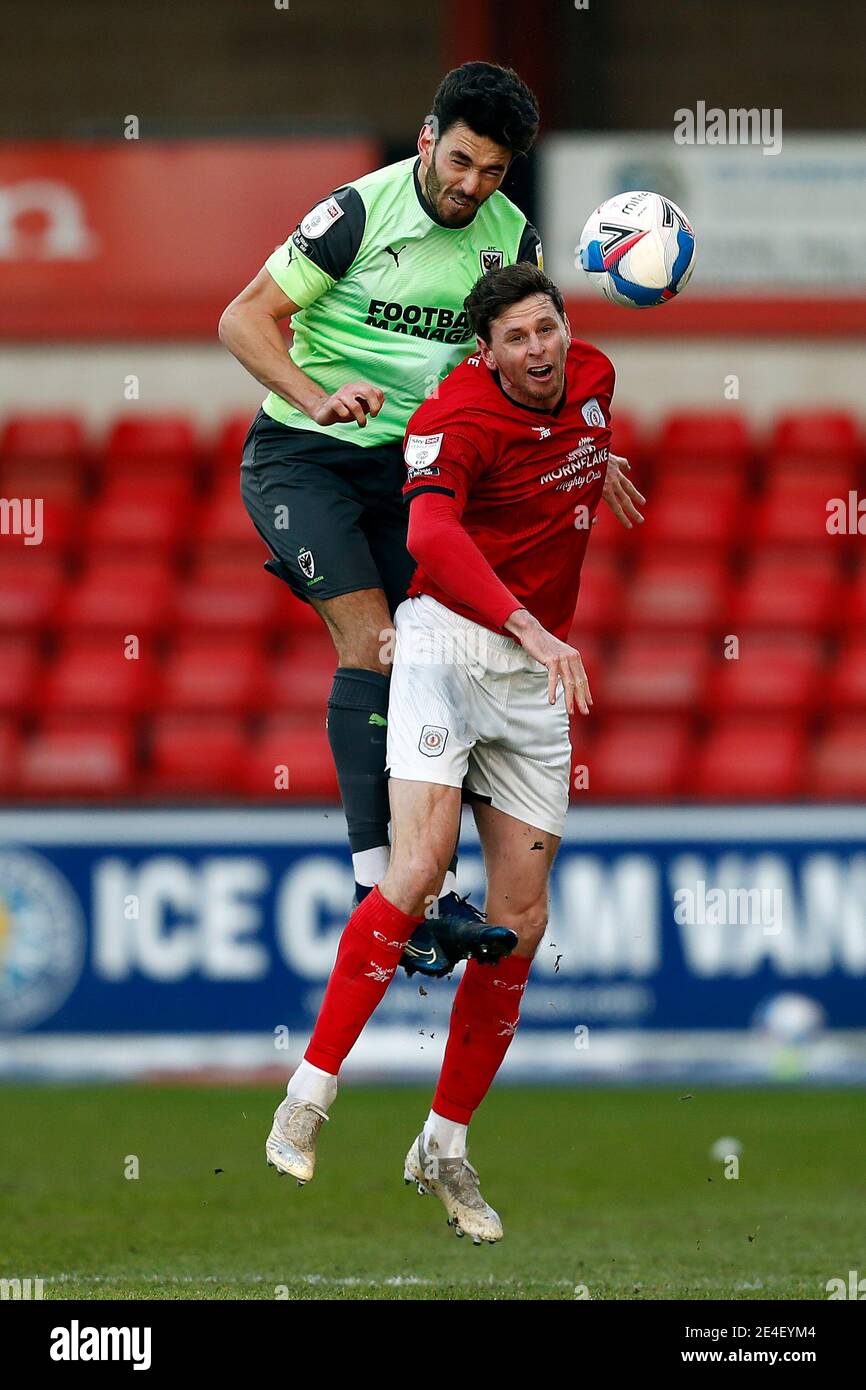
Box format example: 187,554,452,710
403,1132,503,1244
265,1097,329,1186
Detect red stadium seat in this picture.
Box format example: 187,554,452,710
106,414,198,467
197,486,268,557
706,632,823,714
145,714,250,796
828,640,866,710
0,497,76,555
265,636,336,716
103,414,200,488
599,633,709,712
693,717,806,798
61,558,174,634
175,558,280,634
762,454,859,493
85,482,185,554
811,718,866,797
587,502,628,556
844,561,866,630
657,410,751,464
41,636,157,714
769,410,861,461
622,555,729,630
0,635,42,713
0,718,21,792
568,554,624,634
160,635,267,714
751,478,848,547
97,473,194,508
609,411,641,466
15,717,135,797
1,412,86,462
583,715,693,798
636,486,739,552
730,556,842,631
244,717,338,800
213,413,254,472
654,453,747,490
0,555,64,630
0,457,85,504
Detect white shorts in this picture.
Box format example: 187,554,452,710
386,594,572,838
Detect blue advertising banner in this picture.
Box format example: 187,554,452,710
1,807,864,1077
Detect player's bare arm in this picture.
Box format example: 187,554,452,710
218,266,384,428
504,608,592,715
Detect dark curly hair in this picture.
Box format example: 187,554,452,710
429,62,540,158
464,263,566,342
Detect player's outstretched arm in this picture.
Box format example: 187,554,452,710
504,610,593,716
218,267,384,428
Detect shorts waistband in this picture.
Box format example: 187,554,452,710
407,594,524,652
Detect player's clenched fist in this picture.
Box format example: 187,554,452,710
311,382,385,429
505,610,593,715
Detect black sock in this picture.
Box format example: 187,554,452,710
326,667,391,857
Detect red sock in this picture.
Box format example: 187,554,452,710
432,953,532,1124
304,886,423,1074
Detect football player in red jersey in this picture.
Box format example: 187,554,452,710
265,263,645,1242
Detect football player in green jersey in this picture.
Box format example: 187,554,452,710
219,62,643,978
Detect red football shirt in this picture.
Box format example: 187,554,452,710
401,338,615,641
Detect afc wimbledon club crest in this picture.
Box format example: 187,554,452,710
297,547,315,581
0,850,85,1029
480,247,504,274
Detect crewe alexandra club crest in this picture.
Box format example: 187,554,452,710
418,725,448,757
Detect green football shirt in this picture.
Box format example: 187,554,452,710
262,156,542,450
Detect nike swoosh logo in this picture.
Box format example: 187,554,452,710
402,943,438,963
368,713,388,727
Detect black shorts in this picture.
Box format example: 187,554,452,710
240,409,416,616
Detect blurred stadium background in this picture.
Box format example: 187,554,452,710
1,0,865,1095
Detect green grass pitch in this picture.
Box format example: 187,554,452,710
0,1084,861,1300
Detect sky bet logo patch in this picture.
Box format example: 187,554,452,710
404,432,443,468
300,197,344,240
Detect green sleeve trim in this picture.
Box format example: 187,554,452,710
264,243,335,309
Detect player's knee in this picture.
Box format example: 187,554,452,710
380,849,444,917
329,624,394,673
401,848,445,898
515,907,548,956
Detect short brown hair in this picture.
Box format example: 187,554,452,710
464,263,565,342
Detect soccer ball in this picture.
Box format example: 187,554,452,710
577,190,696,308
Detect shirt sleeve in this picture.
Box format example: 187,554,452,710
401,425,484,507
406,491,522,631
402,426,522,630
516,220,544,271
264,185,366,309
